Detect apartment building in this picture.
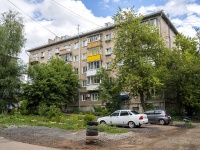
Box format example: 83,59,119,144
27,11,178,112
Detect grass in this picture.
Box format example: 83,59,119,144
0,113,86,130
98,124,129,134
0,113,129,134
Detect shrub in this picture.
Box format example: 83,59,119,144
47,105,63,122
18,100,29,115
83,114,97,125
38,103,48,116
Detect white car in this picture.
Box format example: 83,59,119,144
97,110,148,128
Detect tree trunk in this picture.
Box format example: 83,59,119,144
139,90,146,112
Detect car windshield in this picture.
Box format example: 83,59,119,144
131,111,139,114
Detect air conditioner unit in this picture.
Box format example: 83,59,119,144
87,94,90,97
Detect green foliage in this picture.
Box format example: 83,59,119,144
0,10,26,112
0,113,85,130
97,67,122,113
98,124,128,134
83,114,97,125
46,105,63,121
38,103,48,116
22,58,80,112
112,8,167,111
18,100,29,115
164,33,200,115
145,103,156,110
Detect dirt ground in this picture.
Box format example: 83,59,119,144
0,122,200,150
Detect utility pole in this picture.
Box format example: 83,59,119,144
77,25,81,111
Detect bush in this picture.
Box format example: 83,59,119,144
38,103,48,116
18,100,29,115
47,105,63,122
83,114,97,125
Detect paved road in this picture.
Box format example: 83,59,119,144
0,137,60,150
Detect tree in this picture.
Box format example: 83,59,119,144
164,33,200,115
22,58,80,113
97,68,123,113
112,8,167,111
0,10,26,113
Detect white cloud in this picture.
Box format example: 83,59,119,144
0,0,113,63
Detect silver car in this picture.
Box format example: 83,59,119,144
144,110,171,125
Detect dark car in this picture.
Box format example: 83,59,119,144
144,110,171,125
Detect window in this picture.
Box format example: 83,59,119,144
144,110,154,115
106,48,112,55
92,93,99,101
74,68,78,74
65,45,70,50
111,111,120,116
82,80,87,87
41,52,45,57
83,66,87,73
74,42,79,49
82,53,87,60
74,55,79,62
105,34,112,40
87,47,101,56
48,50,52,59
82,40,87,47
120,111,129,116
82,94,87,101
150,18,157,26
33,53,38,60
55,47,60,54
66,53,72,61
88,61,101,70
87,34,100,43
87,76,100,84
106,62,111,69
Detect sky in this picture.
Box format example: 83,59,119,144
0,0,200,63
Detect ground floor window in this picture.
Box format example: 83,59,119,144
91,93,99,101
82,94,87,101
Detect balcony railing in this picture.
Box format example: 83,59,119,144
86,84,99,91
59,49,71,55
87,41,101,49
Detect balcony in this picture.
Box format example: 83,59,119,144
87,54,101,62
87,41,101,49
59,49,71,55
86,69,97,76
30,57,39,65
86,84,99,91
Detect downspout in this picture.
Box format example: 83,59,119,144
167,14,171,50
159,11,163,36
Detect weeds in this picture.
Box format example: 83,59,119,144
98,124,128,134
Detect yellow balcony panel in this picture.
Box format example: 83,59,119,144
87,54,101,62
87,41,101,49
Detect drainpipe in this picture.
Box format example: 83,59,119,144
78,25,81,111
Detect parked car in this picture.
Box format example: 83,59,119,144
97,110,148,128
144,110,171,125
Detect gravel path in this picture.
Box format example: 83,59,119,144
0,123,199,149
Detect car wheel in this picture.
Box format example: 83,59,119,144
159,119,165,125
100,121,106,125
128,121,136,128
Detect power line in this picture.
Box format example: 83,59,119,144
7,0,58,37
51,0,102,27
